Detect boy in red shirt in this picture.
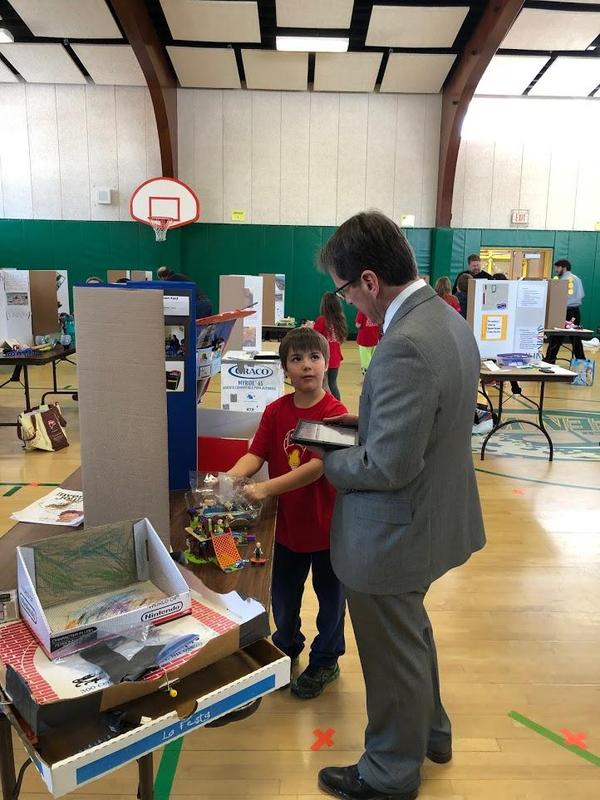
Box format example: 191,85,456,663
228,327,347,699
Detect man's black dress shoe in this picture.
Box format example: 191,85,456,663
426,745,452,764
318,765,418,800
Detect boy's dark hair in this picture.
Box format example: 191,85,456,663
279,327,329,368
318,211,417,286
467,254,480,264
492,272,507,280
554,259,571,270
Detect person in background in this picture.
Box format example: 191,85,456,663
492,272,507,280
227,327,347,699
313,292,347,401
157,266,213,319
355,310,381,377
434,277,461,312
545,259,586,363
85,276,103,285
455,272,471,319
452,254,492,292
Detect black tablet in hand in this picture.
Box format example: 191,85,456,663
291,420,359,450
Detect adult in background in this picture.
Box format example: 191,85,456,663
434,276,461,312
157,266,213,319
313,292,347,401
545,259,586,363
316,211,486,800
452,253,491,292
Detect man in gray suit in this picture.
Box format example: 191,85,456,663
316,212,486,800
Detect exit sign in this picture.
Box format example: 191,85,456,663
511,209,529,225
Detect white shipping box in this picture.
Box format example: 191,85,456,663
4,640,289,799
221,354,284,413
17,518,191,660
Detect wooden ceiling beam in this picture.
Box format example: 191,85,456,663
107,0,178,178
435,0,524,227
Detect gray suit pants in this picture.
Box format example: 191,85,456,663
345,586,451,794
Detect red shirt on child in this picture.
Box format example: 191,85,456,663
313,316,343,369
355,311,380,347
248,392,347,552
442,294,461,312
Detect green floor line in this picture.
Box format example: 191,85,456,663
474,467,600,492
154,739,183,800
3,486,21,497
0,482,60,487
509,711,600,768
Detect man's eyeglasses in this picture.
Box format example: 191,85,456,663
334,279,355,300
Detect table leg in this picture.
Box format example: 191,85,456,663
536,381,553,461
481,381,504,461
52,359,58,393
0,713,17,800
137,753,153,800
22,367,31,412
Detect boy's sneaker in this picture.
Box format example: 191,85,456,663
291,662,340,699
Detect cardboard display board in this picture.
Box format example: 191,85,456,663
30,270,60,336
469,279,548,359
56,270,70,314
545,279,569,328
261,273,287,327
107,270,153,283
219,275,261,352
74,287,171,545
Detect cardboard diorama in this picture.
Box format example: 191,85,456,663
2,639,289,798
196,309,255,402
16,519,191,660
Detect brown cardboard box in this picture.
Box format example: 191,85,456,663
30,271,60,336
545,279,569,328
261,274,276,326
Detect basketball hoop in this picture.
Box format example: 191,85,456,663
149,216,174,242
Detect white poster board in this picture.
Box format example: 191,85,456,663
274,274,285,323
56,270,70,314
0,269,33,345
472,280,547,359
239,275,263,352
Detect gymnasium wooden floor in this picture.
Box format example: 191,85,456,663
1,341,599,800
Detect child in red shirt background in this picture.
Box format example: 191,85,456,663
355,310,380,376
313,292,347,401
228,327,347,699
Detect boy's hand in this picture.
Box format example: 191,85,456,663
243,482,269,502
324,413,359,427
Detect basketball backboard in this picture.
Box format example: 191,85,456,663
130,177,200,239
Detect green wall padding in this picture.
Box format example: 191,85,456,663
1,219,598,331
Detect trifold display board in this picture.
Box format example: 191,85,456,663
468,280,548,359
127,280,198,491
219,275,262,352
261,273,286,325
0,269,61,345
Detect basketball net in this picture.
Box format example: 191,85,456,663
149,216,174,242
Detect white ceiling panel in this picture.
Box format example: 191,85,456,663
242,50,307,90
0,44,86,84
276,0,354,29
366,5,469,48
502,9,600,51
167,46,241,89
0,59,18,82
476,55,549,96
380,53,456,93
314,52,382,92
160,0,261,43
72,45,145,86
528,57,600,97
9,0,122,39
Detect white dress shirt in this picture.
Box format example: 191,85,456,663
382,278,427,334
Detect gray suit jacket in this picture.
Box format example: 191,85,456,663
324,284,485,594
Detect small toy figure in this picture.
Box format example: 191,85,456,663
250,541,267,566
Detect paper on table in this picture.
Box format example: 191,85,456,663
11,488,83,527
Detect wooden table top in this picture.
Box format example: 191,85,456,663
0,469,277,611
544,328,594,337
